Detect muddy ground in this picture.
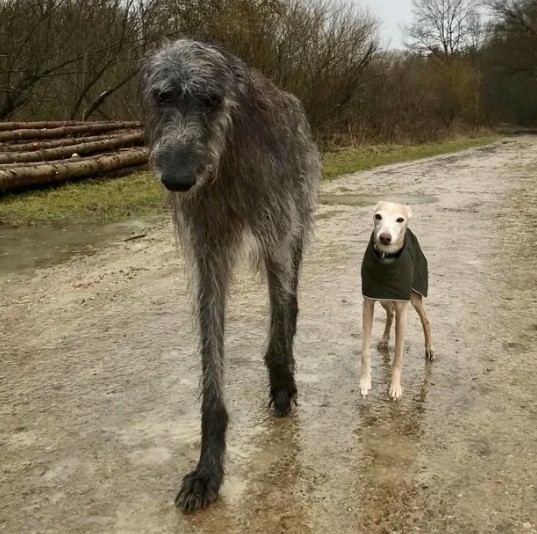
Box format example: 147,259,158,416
1,137,537,533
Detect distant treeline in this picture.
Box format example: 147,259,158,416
1,0,536,144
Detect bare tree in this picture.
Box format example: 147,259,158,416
485,0,537,73
406,0,482,58
477,0,537,124
0,0,164,121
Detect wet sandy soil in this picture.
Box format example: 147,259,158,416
1,138,536,533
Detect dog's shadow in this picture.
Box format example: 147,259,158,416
239,411,310,530
188,409,310,532
352,349,434,527
362,341,433,426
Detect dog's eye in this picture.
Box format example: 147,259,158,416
153,89,175,105
374,214,382,220
396,217,405,223
202,92,222,109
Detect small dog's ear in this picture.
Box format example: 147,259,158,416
406,205,413,219
373,202,381,213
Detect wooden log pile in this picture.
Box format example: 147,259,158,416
0,121,150,193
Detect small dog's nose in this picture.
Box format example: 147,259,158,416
379,232,392,245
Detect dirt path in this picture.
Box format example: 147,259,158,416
1,137,536,534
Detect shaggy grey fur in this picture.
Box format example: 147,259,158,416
140,39,321,513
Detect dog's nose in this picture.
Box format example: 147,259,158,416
161,171,196,192
155,145,197,192
379,232,392,245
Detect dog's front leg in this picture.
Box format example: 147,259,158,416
360,298,375,396
175,250,230,512
389,301,407,400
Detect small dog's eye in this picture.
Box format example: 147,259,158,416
375,214,382,220
396,217,404,223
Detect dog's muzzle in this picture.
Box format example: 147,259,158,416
155,146,197,192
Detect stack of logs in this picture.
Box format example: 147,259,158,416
0,121,150,193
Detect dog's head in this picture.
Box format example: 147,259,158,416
372,201,412,254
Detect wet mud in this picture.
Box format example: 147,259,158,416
1,138,536,533
0,217,160,284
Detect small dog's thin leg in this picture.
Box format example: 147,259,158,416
360,298,375,397
378,302,394,350
410,292,435,360
389,302,407,400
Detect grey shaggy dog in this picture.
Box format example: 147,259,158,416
140,39,321,513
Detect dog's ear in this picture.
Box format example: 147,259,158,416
405,205,413,219
373,202,382,213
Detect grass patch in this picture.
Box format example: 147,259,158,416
0,173,166,226
0,135,499,226
322,136,498,179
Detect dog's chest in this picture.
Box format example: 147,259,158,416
361,229,428,301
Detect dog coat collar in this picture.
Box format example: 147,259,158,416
361,228,428,301
373,244,402,262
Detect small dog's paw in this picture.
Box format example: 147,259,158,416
359,375,371,397
389,383,403,400
425,346,436,361
175,469,220,513
377,339,389,351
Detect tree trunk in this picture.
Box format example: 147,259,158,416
0,120,131,131
0,132,144,164
0,121,142,142
0,130,142,152
0,148,149,192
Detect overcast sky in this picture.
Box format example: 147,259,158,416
359,0,414,49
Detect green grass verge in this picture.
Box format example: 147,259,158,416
0,136,498,226
322,136,498,179
0,173,166,226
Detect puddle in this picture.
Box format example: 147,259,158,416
319,193,439,207
0,216,162,282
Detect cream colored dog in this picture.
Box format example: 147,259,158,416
360,201,435,400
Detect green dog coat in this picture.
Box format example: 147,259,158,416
361,228,428,301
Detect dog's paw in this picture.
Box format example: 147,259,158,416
269,386,297,417
175,469,221,513
389,382,403,400
359,374,372,397
425,346,436,361
377,339,389,351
